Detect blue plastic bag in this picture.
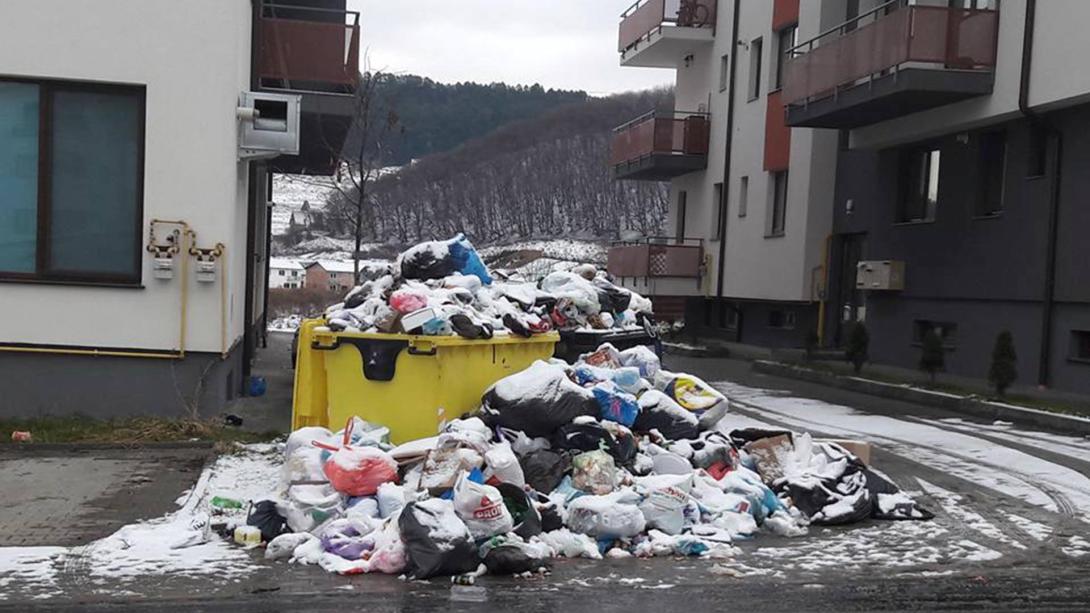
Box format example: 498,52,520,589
591,381,640,427
447,234,492,286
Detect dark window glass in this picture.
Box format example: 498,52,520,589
748,38,763,100
1027,126,1048,178
913,320,958,345
0,78,144,283
975,130,1006,217
771,171,789,235
769,310,796,329
0,82,39,273
719,54,730,92
676,190,687,242
899,148,941,222
775,25,798,90
50,90,142,277
712,183,724,241
1072,330,1090,360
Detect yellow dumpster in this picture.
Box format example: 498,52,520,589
292,319,559,444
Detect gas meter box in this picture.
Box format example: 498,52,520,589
196,260,217,283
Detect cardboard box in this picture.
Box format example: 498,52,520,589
817,439,873,466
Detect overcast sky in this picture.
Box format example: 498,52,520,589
346,0,673,95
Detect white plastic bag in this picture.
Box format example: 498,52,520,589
535,529,603,560
266,532,315,561
376,482,406,519
566,491,646,538
452,472,514,539
484,441,526,487
281,483,343,533
635,473,693,535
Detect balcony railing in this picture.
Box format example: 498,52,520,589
619,0,717,53
608,238,704,279
782,1,998,108
610,110,710,167
258,3,361,93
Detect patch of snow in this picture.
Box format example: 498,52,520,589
478,240,608,265
1003,513,1053,542
916,479,1026,550
1063,535,1090,558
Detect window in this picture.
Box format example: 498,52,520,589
1071,330,1090,361
0,78,144,284
676,191,688,242
279,269,286,276
975,131,1006,217
719,54,730,92
768,310,796,330
738,176,749,217
1027,126,1048,178
774,25,798,90
747,37,763,101
913,320,958,346
712,183,725,241
898,148,941,223
769,171,789,236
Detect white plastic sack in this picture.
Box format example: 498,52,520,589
285,426,333,459
376,482,406,519
266,533,315,561
540,271,600,314
281,483,343,533
535,529,603,560
453,473,514,539
484,441,526,488
635,473,694,535
566,491,646,538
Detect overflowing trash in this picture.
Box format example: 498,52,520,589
201,340,932,581
320,234,655,339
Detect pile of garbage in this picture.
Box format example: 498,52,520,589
211,343,932,580
321,234,654,338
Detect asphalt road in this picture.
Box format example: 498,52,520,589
3,353,1090,611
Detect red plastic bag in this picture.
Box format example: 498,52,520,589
389,290,428,314
314,419,399,496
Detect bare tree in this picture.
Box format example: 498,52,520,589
324,62,401,280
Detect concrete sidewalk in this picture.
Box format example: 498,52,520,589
0,446,209,547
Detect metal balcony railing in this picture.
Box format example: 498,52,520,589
782,0,998,107
619,0,717,53
608,238,704,278
610,110,710,168
258,3,361,93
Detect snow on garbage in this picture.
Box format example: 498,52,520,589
170,341,934,581
321,233,655,339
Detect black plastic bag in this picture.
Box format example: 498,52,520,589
483,544,551,575
400,245,458,281
479,365,598,438
551,422,637,466
865,468,935,521
399,500,481,579
496,482,543,539
247,500,288,543
519,450,568,494
632,390,700,441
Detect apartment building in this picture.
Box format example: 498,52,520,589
609,0,845,348
782,0,1090,394
270,258,306,289
0,0,359,416
304,260,357,293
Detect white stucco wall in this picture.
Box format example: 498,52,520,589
0,0,252,353
658,0,837,303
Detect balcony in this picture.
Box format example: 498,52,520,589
257,3,361,176
619,0,717,68
782,1,998,129
608,239,704,281
610,110,710,181
258,3,361,94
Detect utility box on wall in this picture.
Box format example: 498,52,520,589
856,260,905,291
238,91,301,160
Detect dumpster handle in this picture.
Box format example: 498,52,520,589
311,338,342,351
408,345,438,356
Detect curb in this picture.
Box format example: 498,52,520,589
662,342,732,358
0,440,217,454
752,360,1090,436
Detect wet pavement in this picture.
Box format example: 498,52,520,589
3,352,1090,610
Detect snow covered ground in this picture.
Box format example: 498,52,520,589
478,239,608,265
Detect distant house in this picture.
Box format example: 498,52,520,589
269,258,305,289
305,261,358,293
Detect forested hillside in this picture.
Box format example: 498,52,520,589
319,88,673,244
370,75,588,165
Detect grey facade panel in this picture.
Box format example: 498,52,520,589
0,347,244,419
829,105,1090,394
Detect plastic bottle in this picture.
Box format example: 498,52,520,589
211,496,244,510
